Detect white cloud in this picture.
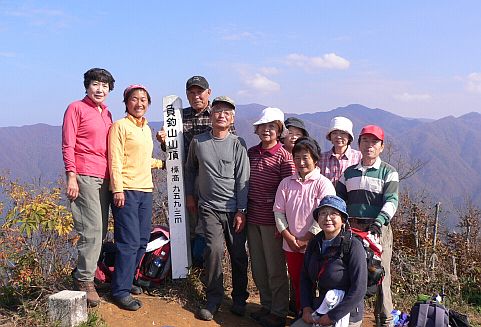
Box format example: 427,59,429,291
393,92,432,102
466,72,481,93
285,53,350,70
259,66,279,75
244,73,280,93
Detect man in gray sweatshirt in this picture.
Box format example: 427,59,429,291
185,96,250,321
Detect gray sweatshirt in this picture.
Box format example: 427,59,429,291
185,131,249,212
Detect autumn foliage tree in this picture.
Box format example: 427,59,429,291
0,177,74,308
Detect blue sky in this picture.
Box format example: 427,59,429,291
1,1,481,127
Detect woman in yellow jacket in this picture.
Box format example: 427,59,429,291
108,84,164,311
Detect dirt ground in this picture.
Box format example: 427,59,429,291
97,293,377,327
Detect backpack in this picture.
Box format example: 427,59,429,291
340,227,385,298
135,225,171,289
408,302,449,327
94,241,116,285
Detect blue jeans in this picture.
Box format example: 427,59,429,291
111,190,152,298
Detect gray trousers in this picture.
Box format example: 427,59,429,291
349,219,393,326
247,223,289,317
70,175,110,281
377,224,393,326
200,206,249,306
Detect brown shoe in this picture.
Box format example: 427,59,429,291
73,278,101,307
259,313,286,327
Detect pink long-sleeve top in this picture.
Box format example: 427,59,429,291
62,96,113,179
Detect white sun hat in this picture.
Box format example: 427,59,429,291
326,116,354,140
253,107,286,136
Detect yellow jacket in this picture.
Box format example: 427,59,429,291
108,114,164,193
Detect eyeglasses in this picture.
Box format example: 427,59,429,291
317,210,342,219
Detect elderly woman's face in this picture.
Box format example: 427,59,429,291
256,122,280,145
87,80,110,106
293,148,316,178
286,126,304,150
126,89,149,119
317,207,343,238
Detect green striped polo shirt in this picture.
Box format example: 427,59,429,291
335,157,399,226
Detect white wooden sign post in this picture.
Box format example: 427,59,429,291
162,95,190,279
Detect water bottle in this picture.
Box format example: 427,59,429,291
311,311,321,327
146,257,162,277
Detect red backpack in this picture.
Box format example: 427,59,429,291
94,225,171,289
134,225,171,289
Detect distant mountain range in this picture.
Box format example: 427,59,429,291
1,104,479,225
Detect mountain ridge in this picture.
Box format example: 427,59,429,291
1,104,479,225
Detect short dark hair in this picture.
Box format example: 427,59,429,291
83,68,115,91
292,137,321,163
123,87,151,112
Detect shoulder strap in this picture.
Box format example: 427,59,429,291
416,303,430,327
433,305,448,327
340,229,352,262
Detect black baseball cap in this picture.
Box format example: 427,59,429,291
186,76,209,90
285,117,309,137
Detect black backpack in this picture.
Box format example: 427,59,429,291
408,302,449,327
340,228,384,298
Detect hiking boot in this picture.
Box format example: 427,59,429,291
130,284,142,295
73,278,100,307
230,303,246,316
260,313,286,327
112,295,142,311
197,303,219,321
250,307,270,321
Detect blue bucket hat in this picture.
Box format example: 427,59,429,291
313,195,348,222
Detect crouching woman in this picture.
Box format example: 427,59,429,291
293,195,367,327
108,85,165,311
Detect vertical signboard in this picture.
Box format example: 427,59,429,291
162,95,190,279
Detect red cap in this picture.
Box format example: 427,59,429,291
359,125,384,141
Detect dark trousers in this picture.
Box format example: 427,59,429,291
199,206,249,307
111,190,152,298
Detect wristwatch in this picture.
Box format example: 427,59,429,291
237,208,247,214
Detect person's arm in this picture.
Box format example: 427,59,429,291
273,179,288,232
62,106,80,200
326,238,367,323
280,151,296,179
234,137,250,214
274,211,289,233
108,122,126,208
184,138,199,215
156,127,167,152
232,138,249,233
377,169,399,225
335,173,348,200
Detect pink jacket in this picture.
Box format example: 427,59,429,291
62,96,112,179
